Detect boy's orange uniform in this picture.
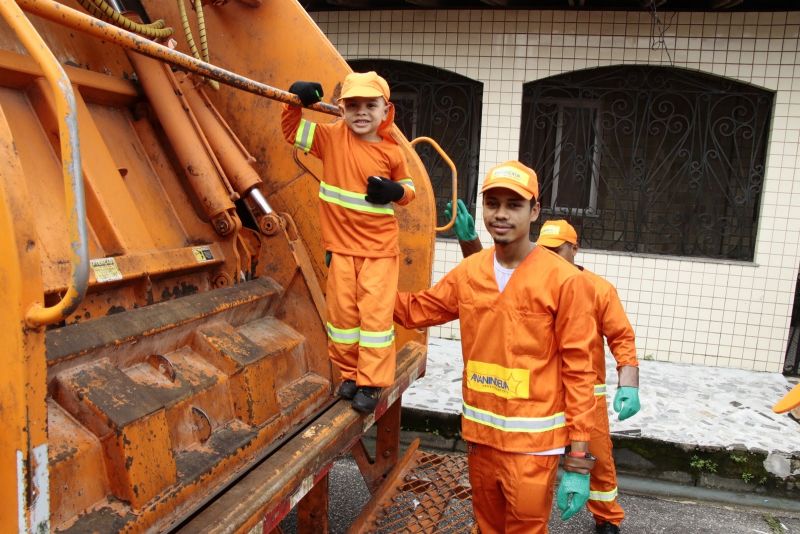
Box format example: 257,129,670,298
394,245,597,531
281,74,415,389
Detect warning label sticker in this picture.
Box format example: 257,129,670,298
90,257,123,283
192,246,215,263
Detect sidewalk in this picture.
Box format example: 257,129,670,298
401,337,800,499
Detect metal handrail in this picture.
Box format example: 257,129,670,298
1,0,89,326
410,137,458,233
17,0,341,116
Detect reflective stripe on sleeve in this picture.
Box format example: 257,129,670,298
398,178,415,191
462,402,566,433
326,322,359,345
359,327,395,348
589,487,618,502
319,182,394,215
294,119,316,153
594,384,607,397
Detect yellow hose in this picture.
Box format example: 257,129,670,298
194,0,208,63
76,0,173,38
177,0,200,59
178,0,219,90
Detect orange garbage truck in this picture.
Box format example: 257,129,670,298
0,1,441,531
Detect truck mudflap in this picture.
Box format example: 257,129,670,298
349,442,476,534
173,340,427,534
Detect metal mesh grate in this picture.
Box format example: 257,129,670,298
368,452,475,534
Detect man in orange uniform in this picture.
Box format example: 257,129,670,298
394,161,598,533
537,220,640,534
449,202,641,533
282,72,415,413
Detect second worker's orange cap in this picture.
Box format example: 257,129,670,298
537,220,578,247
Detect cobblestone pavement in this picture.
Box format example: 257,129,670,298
403,338,800,456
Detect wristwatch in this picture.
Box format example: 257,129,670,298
567,450,596,461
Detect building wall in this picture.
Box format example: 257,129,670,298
312,9,800,373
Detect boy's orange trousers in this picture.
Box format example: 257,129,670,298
325,253,398,388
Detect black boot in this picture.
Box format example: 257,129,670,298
595,522,620,534
337,380,357,399
352,386,382,414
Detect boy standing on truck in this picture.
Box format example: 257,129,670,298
282,71,415,414
394,161,597,533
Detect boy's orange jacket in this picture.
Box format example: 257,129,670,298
281,105,415,258
581,268,638,387
394,246,597,452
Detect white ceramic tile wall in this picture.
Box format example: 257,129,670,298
312,9,800,373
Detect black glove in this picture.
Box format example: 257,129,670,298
288,81,323,107
365,176,405,205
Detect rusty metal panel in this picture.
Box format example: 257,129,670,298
175,342,427,534
41,278,340,532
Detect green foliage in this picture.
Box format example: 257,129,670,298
689,455,718,474
730,453,748,464
762,513,784,534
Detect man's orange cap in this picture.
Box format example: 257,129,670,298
340,71,390,101
537,220,578,247
480,161,539,201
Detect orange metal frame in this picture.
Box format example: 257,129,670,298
0,0,437,531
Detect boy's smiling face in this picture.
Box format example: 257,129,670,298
340,96,389,141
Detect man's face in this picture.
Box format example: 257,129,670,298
340,96,389,140
482,188,540,245
555,242,579,264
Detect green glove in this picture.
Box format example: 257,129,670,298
556,471,590,521
443,199,477,241
613,386,641,421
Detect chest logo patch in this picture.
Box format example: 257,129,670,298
466,360,530,399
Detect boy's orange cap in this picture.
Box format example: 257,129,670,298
480,161,539,200
537,220,578,247
340,71,390,101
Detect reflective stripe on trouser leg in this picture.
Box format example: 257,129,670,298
468,442,558,534
355,255,399,387
325,253,360,381
588,398,625,526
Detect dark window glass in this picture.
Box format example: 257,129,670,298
520,66,774,261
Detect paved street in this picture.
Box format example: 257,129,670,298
281,455,800,533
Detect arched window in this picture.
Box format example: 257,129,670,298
520,66,774,261
349,59,483,235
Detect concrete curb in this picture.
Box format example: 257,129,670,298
399,407,800,500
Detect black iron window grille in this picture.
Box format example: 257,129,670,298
520,66,774,261
348,59,483,237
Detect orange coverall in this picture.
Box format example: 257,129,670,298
395,246,597,533
282,105,415,387
581,267,638,527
